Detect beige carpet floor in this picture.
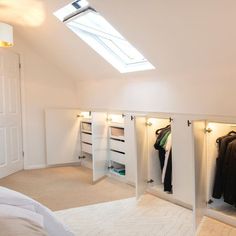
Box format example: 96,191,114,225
197,217,236,236
0,166,135,211
1,166,235,235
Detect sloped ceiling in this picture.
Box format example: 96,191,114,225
0,0,236,81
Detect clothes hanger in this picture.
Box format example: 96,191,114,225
227,130,236,135
155,128,164,135
155,125,170,135
216,131,236,143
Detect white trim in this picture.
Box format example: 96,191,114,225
18,52,28,170
206,209,236,228
146,186,193,210
24,164,46,170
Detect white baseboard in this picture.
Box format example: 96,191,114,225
24,164,46,170
206,209,236,228
24,162,82,170
146,186,193,210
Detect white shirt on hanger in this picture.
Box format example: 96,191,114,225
162,133,172,183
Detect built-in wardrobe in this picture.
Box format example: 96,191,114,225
134,114,194,209
45,109,136,184
106,113,136,185
45,109,236,234
192,118,236,230
45,109,107,182
45,110,195,206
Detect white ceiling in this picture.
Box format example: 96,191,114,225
1,0,236,81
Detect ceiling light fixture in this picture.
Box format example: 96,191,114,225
0,22,13,47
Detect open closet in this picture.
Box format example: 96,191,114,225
135,114,194,209
79,111,93,169
45,109,136,185
45,109,108,182
106,113,136,185
192,120,236,230
106,113,126,180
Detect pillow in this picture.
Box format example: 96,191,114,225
0,217,48,236
0,187,74,236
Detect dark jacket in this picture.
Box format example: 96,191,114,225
154,125,172,192
223,139,236,205
212,134,236,198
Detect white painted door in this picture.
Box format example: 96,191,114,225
124,113,136,185
171,115,195,206
92,112,108,182
0,50,23,178
45,109,81,165
135,116,148,199
192,120,207,230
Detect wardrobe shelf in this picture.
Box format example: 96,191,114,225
81,142,92,154
81,132,92,143
81,129,92,134
109,135,125,141
108,123,124,128
81,121,92,133
110,150,126,165
110,139,125,153
207,199,236,218
81,118,92,122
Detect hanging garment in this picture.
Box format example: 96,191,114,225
162,133,172,184
154,126,171,171
154,125,172,192
154,125,171,150
212,134,236,199
164,149,172,192
159,131,171,148
223,139,236,205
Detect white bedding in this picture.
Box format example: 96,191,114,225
0,187,74,236
0,204,44,228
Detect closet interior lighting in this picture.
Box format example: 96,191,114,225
147,118,158,125
77,111,91,118
146,121,152,126
206,123,214,131
107,114,124,123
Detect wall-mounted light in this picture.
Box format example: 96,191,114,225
0,22,13,47
146,121,153,126
77,111,91,119
107,114,124,124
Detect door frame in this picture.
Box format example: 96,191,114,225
14,50,28,170
0,49,24,175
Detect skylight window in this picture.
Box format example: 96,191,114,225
54,0,155,73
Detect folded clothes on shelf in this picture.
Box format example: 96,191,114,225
113,168,125,176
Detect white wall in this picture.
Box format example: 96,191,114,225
76,72,236,117
75,0,236,117
3,0,236,169
11,33,78,169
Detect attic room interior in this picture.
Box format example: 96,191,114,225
0,0,236,235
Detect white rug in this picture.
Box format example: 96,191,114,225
55,194,194,236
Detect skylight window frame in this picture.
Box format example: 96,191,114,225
56,4,155,73
68,17,147,67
